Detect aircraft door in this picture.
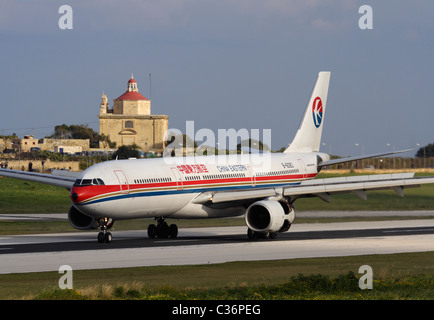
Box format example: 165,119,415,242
247,166,256,187
297,159,307,180
114,170,130,194
170,167,184,191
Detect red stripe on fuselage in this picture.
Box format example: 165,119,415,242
70,173,318,204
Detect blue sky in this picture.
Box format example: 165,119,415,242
0,0,433,156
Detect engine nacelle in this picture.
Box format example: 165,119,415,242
245,200,295,233
68,206,98,230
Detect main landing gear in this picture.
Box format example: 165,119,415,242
94,217,177,243
97,217,114,243
147,217,178,239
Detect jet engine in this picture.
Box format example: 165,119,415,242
68,206,98,230
245,200,295,234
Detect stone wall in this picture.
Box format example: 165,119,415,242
0,159,80,172
41,139,90,152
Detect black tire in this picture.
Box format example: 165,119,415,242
104,232,112,243
97,232,105,243
148,224,157,238
156,221,170,238
169,224,178,238
247,228,256,240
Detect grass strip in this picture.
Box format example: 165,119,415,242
1,251,434,300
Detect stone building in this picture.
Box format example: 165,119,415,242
98,76,169,153
12,135,39,152
41,138,90,153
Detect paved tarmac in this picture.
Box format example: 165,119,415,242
1,210,434,221
1,217,434,274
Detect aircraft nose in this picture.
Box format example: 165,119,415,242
71,192,79,202
70,186,81,203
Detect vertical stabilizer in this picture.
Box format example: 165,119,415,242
285,71,331,153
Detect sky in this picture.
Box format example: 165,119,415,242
0,0,433,156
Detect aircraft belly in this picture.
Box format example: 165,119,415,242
171,202,245,219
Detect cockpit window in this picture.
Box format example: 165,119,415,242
93,178,105,185
73,178,105,186
81,179,93,186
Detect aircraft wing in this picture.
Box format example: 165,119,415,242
0,168,77,190
318,149,414,168
195,173,434,205
283,173,434,202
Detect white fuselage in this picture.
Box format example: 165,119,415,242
70,152,326,220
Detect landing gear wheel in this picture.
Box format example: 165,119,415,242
269,232,278,239
98,232,105,243
247,228,278,240
156,221,170,238
148,224,157,239
97,231,112,243
148,218,178,239
104,232,112,243
247,228,256,240
169,224,178,238
97,217,114,243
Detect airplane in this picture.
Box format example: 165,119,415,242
1,71,433,243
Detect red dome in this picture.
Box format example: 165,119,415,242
115,91,148,101
128,78,137,84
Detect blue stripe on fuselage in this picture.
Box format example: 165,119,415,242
77,181,302,206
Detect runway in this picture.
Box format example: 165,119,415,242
1,216,434,274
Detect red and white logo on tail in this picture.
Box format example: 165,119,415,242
285,71,330,153
312,97,323,128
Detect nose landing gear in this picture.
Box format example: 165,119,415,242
97,217,114,243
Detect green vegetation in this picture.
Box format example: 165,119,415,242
1,252,434,299
295,171,434,211
0,173,433,216
295,183,434,211
0,177,70,214
416,143,434,158
1,172,433,300
1,172,433,234
111,144,140,159
47,124,115,148
31,273,434,300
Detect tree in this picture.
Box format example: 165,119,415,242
47,124,114,148
416,143,434,158
112,145,140,159
237,138,271,153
